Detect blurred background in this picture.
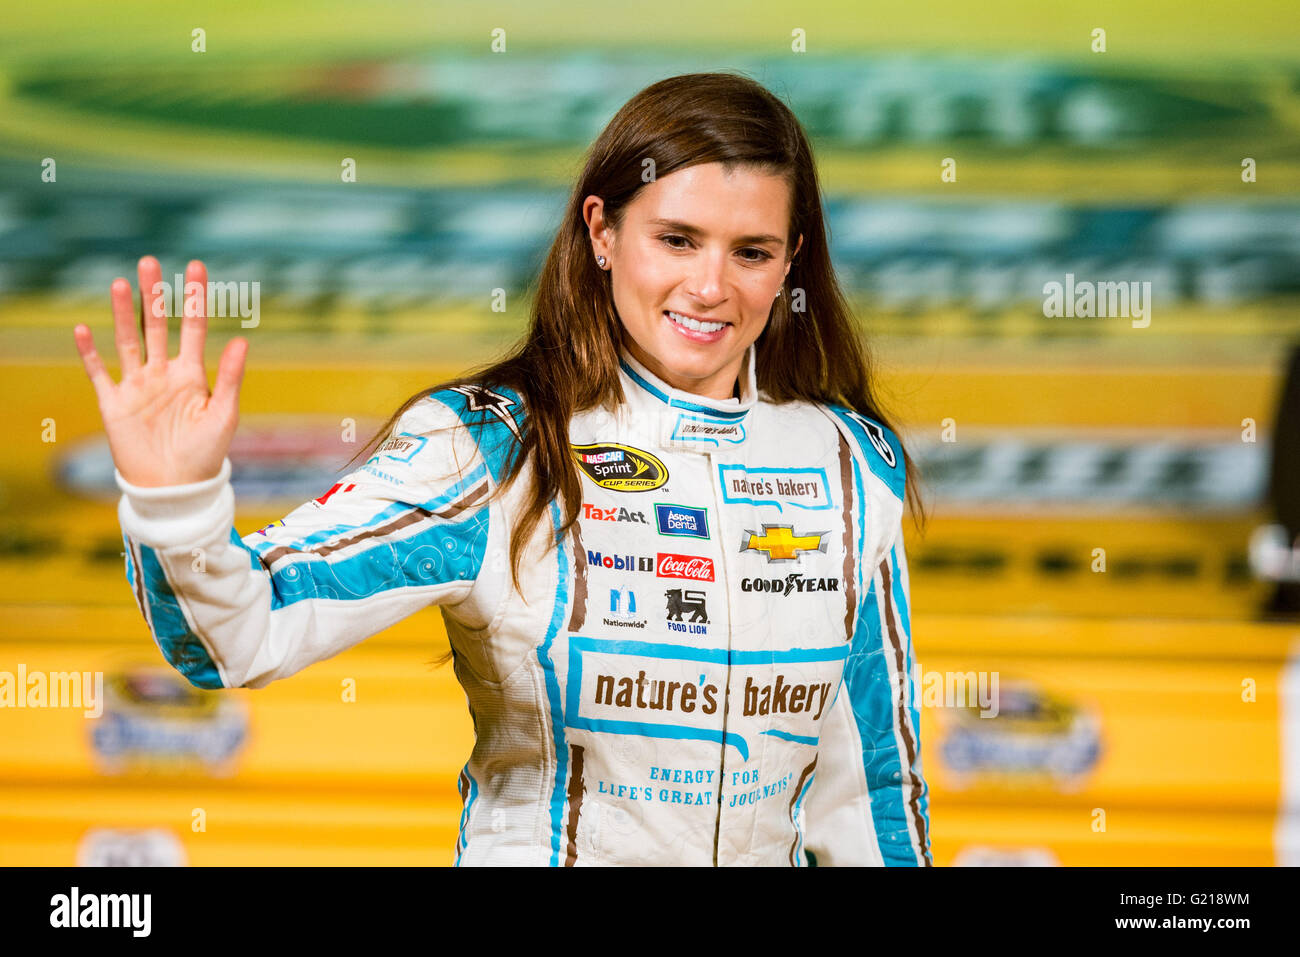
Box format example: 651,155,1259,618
1,0,1298,865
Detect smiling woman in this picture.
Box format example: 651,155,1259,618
78,71,931,867
587,163,802,399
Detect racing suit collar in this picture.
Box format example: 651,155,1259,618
617,344,756,453
617,344,758,421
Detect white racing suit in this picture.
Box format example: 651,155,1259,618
115,345,931,866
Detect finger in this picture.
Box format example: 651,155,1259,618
137,255,168,367
109,277,143,375
179,259,208,364
210,336,248,417
73,324,115,406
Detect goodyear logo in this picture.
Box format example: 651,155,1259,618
572,443,669,492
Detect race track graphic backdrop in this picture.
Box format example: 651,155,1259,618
1,0,1298,864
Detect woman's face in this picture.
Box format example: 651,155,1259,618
585,162,802,400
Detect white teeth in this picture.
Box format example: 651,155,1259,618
666,311,725,334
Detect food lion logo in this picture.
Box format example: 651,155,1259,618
740,524,829,563
571,443,669,492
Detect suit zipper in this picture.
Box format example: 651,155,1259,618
708,447,734,867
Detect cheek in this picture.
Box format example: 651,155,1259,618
632,255,682,294
621,267,678,317
740,275,780,312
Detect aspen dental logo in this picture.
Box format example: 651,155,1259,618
671,414,746,446
566,636,848,762
655,503,709,539
572,443,669,492
718,465,832,512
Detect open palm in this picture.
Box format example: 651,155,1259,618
73,256,248,487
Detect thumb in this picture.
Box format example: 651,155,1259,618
210,337,248,416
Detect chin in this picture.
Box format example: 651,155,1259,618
657,350,721,381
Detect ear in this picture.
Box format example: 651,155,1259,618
785,233,804,274
584,195,614,259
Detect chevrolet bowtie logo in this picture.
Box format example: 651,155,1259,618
740,525,829,563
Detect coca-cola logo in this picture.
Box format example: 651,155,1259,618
656,553,715,581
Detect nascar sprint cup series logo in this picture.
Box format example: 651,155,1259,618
572,443,669,492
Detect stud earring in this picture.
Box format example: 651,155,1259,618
596,255,607,268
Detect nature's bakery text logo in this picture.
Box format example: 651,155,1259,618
718,465,832,512
593,670,722,715
590,671,833,721
573,443,669,492
565,636,849,762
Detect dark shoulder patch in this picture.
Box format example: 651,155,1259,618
431,384,526,484
823,404,906,503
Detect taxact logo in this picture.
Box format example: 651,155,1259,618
583,503,648,524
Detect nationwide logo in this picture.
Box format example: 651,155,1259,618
741,574,840,596
654,503,709,539
718,465,832,512
740,525,829,563
656,553,716,581
583,504,648,524
587,551,655,573
665,589,709,631
603,586,646,629
572,443,669,492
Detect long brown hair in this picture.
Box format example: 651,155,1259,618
349,71,925,588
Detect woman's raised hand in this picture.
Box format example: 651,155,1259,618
73,256,248,488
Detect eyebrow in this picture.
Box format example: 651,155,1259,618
647,218,785,247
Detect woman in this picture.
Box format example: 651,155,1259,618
73,72,931,866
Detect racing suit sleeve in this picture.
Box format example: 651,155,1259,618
801,521,932,866
115,395,493,690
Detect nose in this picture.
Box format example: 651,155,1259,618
684,248,728,307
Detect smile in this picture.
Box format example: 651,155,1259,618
665,310,728,335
